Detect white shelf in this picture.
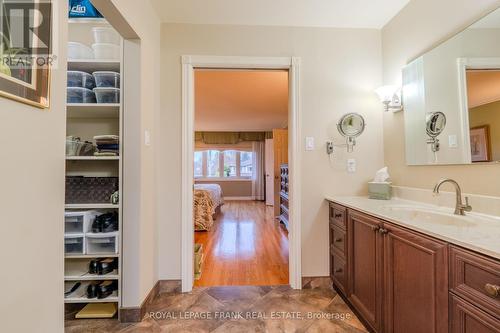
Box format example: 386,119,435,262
66,156,120,161
67,103,120,119
64,293,119,304
65,271,119,281
65,204,119,209
68,60,120,72
65,254,119,259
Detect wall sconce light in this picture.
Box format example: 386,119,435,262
375,85,403,112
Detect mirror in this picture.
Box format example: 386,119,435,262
402,7,500,165
426,112,447,138
426,112,447,153
337,113,365,152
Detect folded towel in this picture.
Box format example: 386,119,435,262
97,144,119,150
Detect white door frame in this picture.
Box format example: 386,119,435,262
457,57,500,163
181,55,302,292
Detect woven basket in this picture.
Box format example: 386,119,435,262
65,176,119,204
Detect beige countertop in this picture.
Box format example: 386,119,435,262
326,196,500,260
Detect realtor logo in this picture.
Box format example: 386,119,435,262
0,1,52,55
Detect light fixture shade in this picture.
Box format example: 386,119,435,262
375,85,399,102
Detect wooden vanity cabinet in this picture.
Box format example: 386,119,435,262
329,203,453,333
383,223,448,333
347,210,384,332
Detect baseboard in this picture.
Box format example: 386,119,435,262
224,196,254,200
119,280,181,323
302,276,332,289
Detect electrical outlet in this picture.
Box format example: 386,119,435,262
347,158,356,173
144,130,151,146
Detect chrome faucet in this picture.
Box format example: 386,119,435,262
433,179,472,216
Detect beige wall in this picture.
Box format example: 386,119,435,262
195,180,253,198
0,2,67,333
158,23,384,278
469,100,500,160
108,0,161,307
382,0,500,197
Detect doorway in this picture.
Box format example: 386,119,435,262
193,69,289,287
181,56,302,292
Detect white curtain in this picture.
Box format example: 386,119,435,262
252,141,265,201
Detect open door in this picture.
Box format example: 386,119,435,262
273,129,288,217
265,138,274,206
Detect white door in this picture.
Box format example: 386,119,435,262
265,139,274,206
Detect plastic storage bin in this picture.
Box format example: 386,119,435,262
93,71,120,88
68,42,93,59
94,87,120,103
65,210,99,235
67,87,96,103
86,232,119,254
65,236,85,255
92,43,120,60
67,71,95,89
92,27,120,45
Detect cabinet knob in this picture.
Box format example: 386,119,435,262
335,268,343,273
335,238,343,243
484,283,500,298
334,213,342,219
378,228,389,235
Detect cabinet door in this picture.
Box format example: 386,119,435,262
450,294,500,333
384,223,448,333
347,210,383,332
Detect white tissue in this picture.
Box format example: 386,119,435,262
373,166,391,183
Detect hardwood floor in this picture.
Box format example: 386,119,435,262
194,201,289,287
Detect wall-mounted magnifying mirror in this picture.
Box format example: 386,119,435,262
425,111,446,152
337,113,366,152
426,111,447,137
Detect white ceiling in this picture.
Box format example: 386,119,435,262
149,0,410,29
195,70,288,131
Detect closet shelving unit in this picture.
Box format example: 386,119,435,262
64,18,123,318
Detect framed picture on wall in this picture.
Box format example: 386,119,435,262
0,0,52,108
470,125,492,162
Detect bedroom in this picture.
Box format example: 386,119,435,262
192,69,290,287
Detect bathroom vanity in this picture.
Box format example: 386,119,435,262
327,197,500,333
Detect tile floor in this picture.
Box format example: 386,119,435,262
65,279,368,332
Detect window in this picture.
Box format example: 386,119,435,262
240,151,253,177
223,150,237,177
194,149,254,179
206,150,220,177
194,151,203,177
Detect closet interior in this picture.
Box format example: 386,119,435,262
64,17,123,320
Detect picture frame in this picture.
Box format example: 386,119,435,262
470,125,492,162
0,0,52,108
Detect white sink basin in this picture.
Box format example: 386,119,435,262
382,204,478,227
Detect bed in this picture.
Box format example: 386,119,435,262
194,184,224,231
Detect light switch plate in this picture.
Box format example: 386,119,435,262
305,137,315,151
448,134,458,148
347,158,356,173
144,130,151,146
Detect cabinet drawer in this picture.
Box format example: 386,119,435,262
450,246,500,319
329,202,346,229
450,294,500,333
330,254,347,295
330,224,347,258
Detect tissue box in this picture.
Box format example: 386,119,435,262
368,182,392,200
